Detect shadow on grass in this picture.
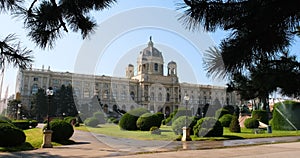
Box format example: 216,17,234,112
0,142,35,152
222,135,245,140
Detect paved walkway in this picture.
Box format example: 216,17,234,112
1,128,300,158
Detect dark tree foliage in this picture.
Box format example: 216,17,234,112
1,0,33,69
6,99,21,119
31,88,47,120
14,0,116,49
53,84,78,117
181,0,300,99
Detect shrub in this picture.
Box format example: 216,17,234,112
171,116,193,135
29,120,38,128
50,120,74,142
215,108,230,119
172,107,192,123
136,113,161,131
229,114,241,133
252,110,268,125
93,111,106,124
84,117,99,127
119,108,149,130
219,114,233,127
12,120,30,130
223,105,237,115
0,115,12,123
0,123,26,147
271,101,300,130
64,116,77,125
150,126,161,135
244,118,259,129
193,117,223,137
156,112,165,123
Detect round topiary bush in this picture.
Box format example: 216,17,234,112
219,114,233,127
93,111,106,124
193,117,223,137
244,118,259,129
171,116,193,135
150,126,161,135
84,117,99,127
136,113,161,131
12,120,30,130
119,108,149,130
252,110,268,125
64,116,77,125
0,123,26,147
215,108,230,119
172,108,192,123
50,120,74,142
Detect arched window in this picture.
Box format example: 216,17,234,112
130,91,135,100
150,92,155,101
158,92,162,101
154,63,158,71
166,93,170,102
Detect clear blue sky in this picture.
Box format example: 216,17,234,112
0,0,299,98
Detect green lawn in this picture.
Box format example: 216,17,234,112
76,124,178,141
0,127,63,152
76,124,300,141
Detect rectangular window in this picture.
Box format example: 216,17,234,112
33,77,38,81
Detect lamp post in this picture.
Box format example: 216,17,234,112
182,93,190,141
42,87,54,148
17,104,22,120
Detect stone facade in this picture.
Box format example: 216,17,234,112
15,37,240,116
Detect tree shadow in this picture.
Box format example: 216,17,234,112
222,135,245,140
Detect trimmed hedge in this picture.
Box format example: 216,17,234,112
93,111,106,124
119,108,149,130
12,120,30,130
252,110,268,125
0,123,26,147
136,113,161,131
219,114,233,127
64,116,77,125
215,108,230,119
193,117,223,137
84,117,99,127
171,116,193,135
271,101,300,130
229,114,241,133
50,120,74,142
29,120,38,128
244,118,259,129
172,108,192,123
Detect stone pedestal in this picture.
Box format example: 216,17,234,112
181,127,191,141
41,130,53,148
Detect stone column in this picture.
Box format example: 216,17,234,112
41,130,53,148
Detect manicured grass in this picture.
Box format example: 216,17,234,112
76,124,178,141
0,127,70,152
76,124,300,141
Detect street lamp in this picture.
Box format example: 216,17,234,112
182,93,190,141
42,87,54,148
46,87,54,130
17,104,22,120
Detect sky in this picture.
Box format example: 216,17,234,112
0,0,299,98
